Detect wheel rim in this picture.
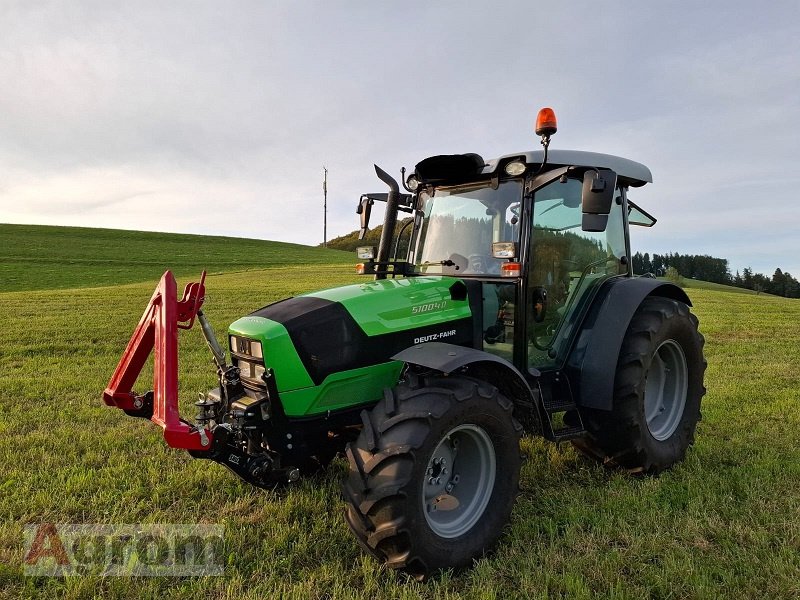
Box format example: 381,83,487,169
422,424,496,538
644,339,689,441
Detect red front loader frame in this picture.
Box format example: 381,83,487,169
103,270,213,451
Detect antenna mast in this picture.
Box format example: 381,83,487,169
323,166,328,247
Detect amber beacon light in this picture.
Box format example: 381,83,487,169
535,107,558,137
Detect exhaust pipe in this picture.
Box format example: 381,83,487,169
373,164,400,280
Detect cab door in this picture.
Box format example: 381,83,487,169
526,176,628,369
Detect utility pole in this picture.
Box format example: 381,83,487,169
323,166,328,248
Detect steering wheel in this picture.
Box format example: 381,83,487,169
467,254,499,274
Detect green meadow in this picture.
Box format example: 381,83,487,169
0,224,352,292
0,225,798,599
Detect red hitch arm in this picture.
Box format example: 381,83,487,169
103,270,213,451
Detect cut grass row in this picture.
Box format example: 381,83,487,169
1,264,798,599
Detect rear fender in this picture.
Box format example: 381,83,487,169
566,277,691,410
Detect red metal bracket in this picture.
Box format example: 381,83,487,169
103,270,213,451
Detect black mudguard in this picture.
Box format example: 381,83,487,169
566,277,691,411
392,342,543,434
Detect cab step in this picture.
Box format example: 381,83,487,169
540,376,586,442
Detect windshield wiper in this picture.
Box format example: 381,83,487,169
423,259,461,269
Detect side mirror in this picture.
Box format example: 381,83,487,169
356,195,374,240
581,169,617,232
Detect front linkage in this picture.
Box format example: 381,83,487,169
103,271,318,488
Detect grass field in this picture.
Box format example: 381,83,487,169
678,278,763,295
0,224,352,292
1,226,799,599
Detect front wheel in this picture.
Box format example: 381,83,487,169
343,375,522,578
574,296,706,474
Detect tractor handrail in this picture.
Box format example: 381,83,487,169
103,270,213,451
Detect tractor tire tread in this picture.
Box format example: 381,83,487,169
342,374,520,578
574,296,706,474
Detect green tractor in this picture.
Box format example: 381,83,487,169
104,108,705,577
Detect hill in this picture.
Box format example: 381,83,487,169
681,277,763,295
652,276,767,296
0,224,352,292
322,218,413,256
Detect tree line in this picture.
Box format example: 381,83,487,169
632,252,800,298
324,228,799,299
323,218,414,258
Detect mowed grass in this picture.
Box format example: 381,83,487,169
678,278,762,296
0,224,352,292
1,230,799,598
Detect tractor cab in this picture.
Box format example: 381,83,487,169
357,109,656,374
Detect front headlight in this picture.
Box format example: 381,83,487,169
504,160,526,176
236,359,253,379
230,336,263,359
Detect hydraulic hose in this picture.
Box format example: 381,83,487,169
197,310,227,371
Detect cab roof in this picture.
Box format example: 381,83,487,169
485,149,652,187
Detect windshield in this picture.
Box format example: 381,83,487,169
412,179,523,275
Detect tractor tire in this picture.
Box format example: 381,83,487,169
342,374,522,578
574,296,706,474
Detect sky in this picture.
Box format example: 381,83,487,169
1,1,798,278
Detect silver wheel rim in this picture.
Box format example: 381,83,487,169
422,424,496,538
644,339,688,441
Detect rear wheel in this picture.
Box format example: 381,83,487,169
343,374,522,578
574,296,706,474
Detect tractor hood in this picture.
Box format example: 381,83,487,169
228,276,474,398
302,276,472,336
